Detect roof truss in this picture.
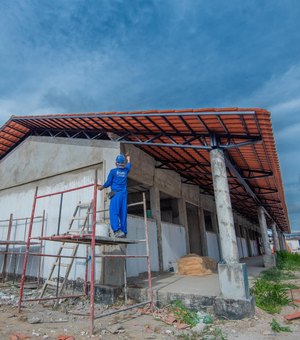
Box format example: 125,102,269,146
0,108,290,231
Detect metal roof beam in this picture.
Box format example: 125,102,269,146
240,169,274,176
221,137,262,149
224,153,261,204
120,140,212,150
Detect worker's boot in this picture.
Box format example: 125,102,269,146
114,230,126,238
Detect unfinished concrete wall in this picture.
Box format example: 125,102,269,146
123,144,155,187
161,221,187,271
154,169,182,198
0,166,104,280
186,202,202,255
0,136,119,190
126,215,159,277
0,137,120,282
206,231,221,262
250,240,259,256
126,215,186,276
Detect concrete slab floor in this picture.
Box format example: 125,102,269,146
128,256,265,298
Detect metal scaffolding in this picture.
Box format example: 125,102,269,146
17,171,153,333
0,212,45,283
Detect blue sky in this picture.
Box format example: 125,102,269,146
0,0,299,231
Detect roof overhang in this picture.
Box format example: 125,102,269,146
0,108,290,232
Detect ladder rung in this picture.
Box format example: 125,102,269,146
54,262,69,267
78,202,91,208
45,280,61,287
61,245,76,249
72,217,87,220
67,230,81,234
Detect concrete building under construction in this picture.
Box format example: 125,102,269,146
0,108,290,328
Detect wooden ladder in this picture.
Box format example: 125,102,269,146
39,201,93,299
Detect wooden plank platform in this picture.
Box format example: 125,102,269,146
35,235,145,245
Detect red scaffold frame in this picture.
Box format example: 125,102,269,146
17,171,153,334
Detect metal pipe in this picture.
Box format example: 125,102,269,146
124,260,127,305
143,192,153,309
0,216,43,223
84,245,89,295
90,170,98,334
24,218,28,242
1,252,87,260
121,140,212,150
55,195,63,296
56,257,61,298
18,186,38,312
94,255,148,258
1,213,13,279
32,233,93,241
23,294,85,302
13,253,17,284
94,301,151,320
36,183,94,199
128,201,143,207
37,210,45,286
1,252,147,259
57,194,64,235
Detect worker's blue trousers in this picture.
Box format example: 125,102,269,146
109,191,128,234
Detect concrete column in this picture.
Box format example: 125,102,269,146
150,186,164,272
245,228,252,257
282,233,287,250
198,206,208,256
210,148,251,306
271,222,280,252
278,230,286,251
178,198,190,254
210,148,239,263
257,207,275,267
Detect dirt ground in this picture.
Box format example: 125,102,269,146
1,280,300,340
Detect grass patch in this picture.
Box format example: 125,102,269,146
270,318,292,333
251,279,291,314
171,300,200,327
260,267,296,282
282,282,299,290
276,251,300,270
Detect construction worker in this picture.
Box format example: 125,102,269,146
98,154,131,238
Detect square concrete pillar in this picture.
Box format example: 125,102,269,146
218,263,250,300
215,263,255,319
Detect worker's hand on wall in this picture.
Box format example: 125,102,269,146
126,154,130,163
97,185,104,191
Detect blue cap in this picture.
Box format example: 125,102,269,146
116,154,125,168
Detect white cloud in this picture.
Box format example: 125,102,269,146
271,98,300,113
277,122,300,141
244,64,300,117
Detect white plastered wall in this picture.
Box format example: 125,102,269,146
0,137,119,281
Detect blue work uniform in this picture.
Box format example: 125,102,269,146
102,163,131,234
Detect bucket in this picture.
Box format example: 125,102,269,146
96,222,110,237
